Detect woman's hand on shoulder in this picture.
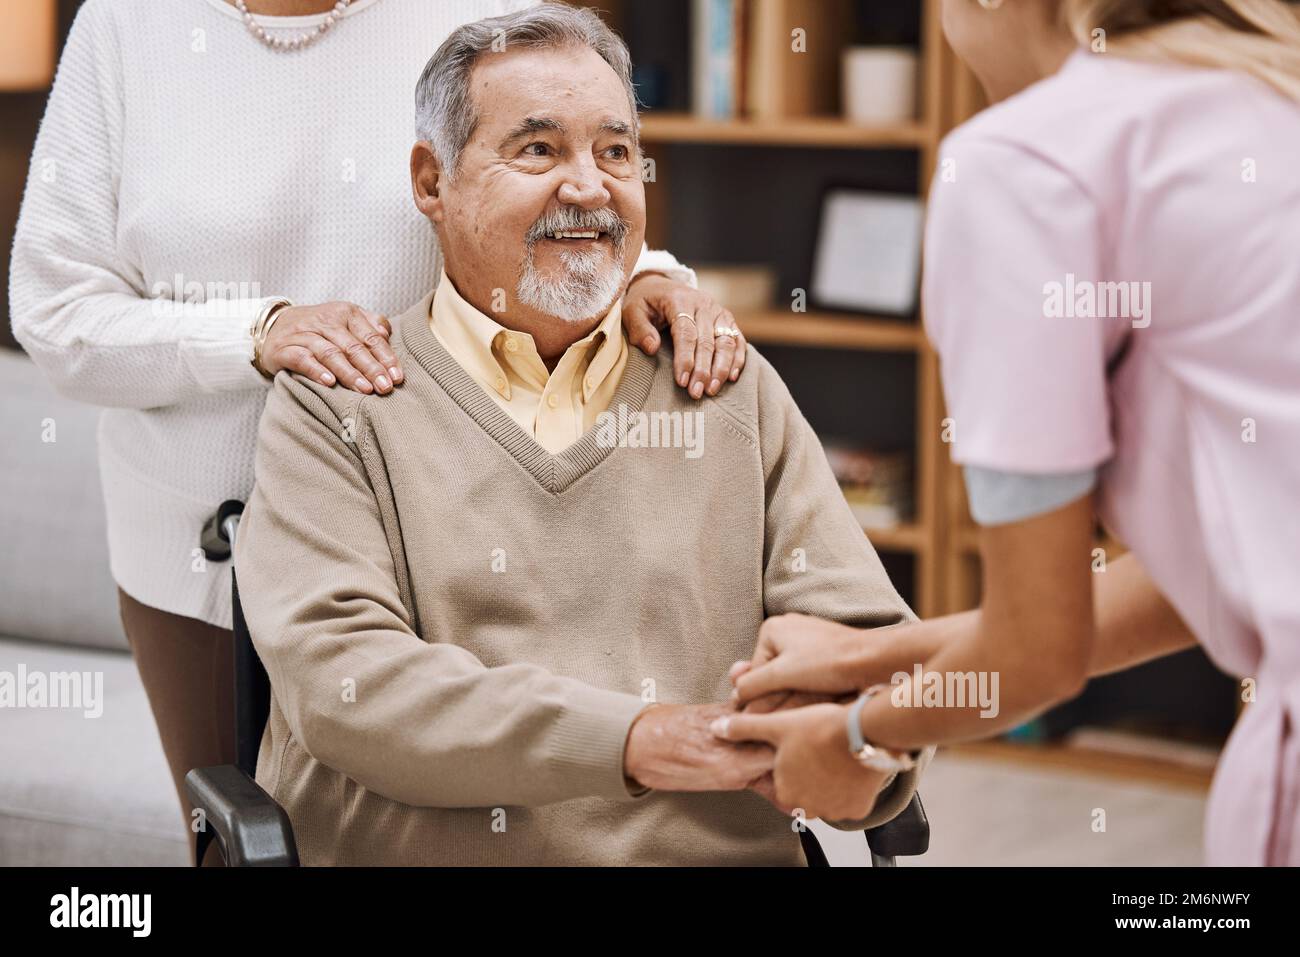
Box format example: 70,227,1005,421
261,301,404,395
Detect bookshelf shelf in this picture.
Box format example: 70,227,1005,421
737,309,923,352
639,112,931,149
865,523,926,553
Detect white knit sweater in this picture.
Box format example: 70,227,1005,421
10,0,692,629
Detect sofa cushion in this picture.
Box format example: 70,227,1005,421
0,349,128,652
0,635,188,865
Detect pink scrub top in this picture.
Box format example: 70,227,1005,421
924,48,1300,865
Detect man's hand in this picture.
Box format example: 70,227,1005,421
623,702,772,792
711,703,892,822
622,272,747,398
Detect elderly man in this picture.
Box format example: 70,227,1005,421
235,4,920,866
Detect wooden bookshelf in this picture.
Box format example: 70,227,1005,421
865,523,927,554
735,309,923,352
584,0,961,616
640,112,930,149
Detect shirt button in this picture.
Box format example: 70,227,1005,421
496,376,507,393
546,394,559,409
584,376,594,391
504,337,519,353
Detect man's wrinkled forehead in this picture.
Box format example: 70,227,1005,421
466,46,637,145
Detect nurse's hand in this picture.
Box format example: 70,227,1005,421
260,301,404,395
729,613,887,707
711,703,892,822
622,272,747,398
740,689,854,815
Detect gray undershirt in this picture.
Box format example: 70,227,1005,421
962,465,1098,527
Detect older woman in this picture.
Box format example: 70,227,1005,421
9,0,743,864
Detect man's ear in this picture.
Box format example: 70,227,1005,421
410,141,446,222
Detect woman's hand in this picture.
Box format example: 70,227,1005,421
260,301,404,395
729,613,885,707
711,703,892,822
622,272,747,398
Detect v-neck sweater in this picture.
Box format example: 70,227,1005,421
428,270,631,454
234,290,919,865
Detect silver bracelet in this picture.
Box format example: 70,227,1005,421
846,684,917,773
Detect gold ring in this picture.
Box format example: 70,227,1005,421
673,311,696,326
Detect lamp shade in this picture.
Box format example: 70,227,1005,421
0,0,57,91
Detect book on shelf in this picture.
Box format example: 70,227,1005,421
747,0,847,120
692,263,778,312
821,442,913,530
691,0,741,118
691,0,850,121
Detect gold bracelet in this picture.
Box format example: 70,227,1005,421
250,297,293,379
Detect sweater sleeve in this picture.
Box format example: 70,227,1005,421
8,0,272,410
234,371,649,809
752,350,932,830
632,242,698,289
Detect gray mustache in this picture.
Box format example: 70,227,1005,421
525,207,629,246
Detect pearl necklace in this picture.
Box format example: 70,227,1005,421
233,0,355,52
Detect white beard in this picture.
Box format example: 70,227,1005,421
516,244,626,324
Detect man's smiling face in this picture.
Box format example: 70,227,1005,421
428,43,646,332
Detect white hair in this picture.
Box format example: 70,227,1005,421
414,4,640,178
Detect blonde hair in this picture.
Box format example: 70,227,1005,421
1061,0,1300,100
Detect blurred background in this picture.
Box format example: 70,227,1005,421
1,0,1231,866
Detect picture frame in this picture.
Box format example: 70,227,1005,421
810,188,924,316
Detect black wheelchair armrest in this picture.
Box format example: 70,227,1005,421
865,792,930,860
184,764,299,867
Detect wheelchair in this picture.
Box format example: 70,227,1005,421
186,500,930,867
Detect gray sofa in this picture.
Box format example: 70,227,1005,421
0,348,188,866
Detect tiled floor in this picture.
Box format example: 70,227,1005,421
810,748,1208,867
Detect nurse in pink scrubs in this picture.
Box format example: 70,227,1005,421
713,0,1300,865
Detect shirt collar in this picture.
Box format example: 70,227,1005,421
430,271,515,397
572,297,626,402
429,270,625,403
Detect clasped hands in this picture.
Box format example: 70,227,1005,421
622,613,899,823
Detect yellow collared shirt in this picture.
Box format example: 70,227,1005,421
429,272,629,454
